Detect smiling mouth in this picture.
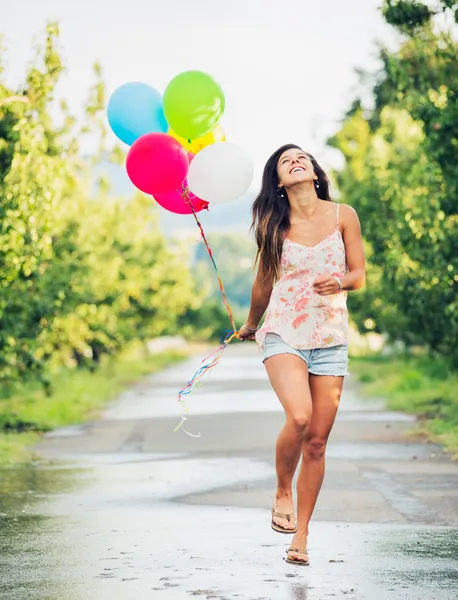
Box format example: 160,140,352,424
290,167,306,174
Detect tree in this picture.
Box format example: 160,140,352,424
0,24,198,387
330,1,458,363
193,233,256,310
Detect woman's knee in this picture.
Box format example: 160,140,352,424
303,435,328,460
288,412,312,436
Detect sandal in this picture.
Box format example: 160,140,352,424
271,508,297,534
285,546,310,566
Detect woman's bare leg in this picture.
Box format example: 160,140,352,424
288,374,344,562
265,354,313,531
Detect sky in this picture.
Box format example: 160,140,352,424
1,0,399,184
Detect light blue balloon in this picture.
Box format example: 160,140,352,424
107,82,168,145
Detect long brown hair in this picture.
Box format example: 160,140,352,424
251,144,332,281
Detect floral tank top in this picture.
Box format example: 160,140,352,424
256,203,348,351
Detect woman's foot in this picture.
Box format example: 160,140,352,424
271,494,297,533
285,545,309,566
285,531,309,565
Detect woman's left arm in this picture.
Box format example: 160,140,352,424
339,204,366,291
313,204,366,295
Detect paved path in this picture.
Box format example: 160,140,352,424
1,344,457,599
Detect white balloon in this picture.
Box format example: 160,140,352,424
187,142,254,204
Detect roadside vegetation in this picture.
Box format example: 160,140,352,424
332,1,458,456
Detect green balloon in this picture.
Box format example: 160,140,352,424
163,70,225,140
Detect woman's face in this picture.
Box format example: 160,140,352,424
277,148,317,189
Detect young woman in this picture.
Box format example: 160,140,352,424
238,144,365,566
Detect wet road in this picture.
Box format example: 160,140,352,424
1,344,457,599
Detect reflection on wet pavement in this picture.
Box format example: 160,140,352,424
1,345,458,599
2,456,457,600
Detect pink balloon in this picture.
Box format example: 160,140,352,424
154,181,209,215
187,151,195,163
126,132,189,194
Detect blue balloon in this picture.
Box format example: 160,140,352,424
107,82,168,145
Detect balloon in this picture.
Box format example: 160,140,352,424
126,133,188,195
154,151,208,213
169,125,226,154
107,82,168,145
187,142,254,204
154,184,209,215
163,71,225,140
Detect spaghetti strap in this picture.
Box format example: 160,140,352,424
336,203,340,226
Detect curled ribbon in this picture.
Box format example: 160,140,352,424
174,188,239,435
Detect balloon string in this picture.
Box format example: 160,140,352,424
174,188,239,435
184,187,237,334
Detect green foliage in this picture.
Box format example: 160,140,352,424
330,2,458,364
0,432,41,467
351,352,458,456
382,1,433,32
177,299,237,341
0,341,187,465
382,0,458,32
0,24,207,392
193,233,256,309
0,24,67,384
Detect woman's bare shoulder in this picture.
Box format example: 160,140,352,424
337,203,360,221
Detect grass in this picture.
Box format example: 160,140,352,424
350,351,458,457
0,340,189,467
0,432,43,468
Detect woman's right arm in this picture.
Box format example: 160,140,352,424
239,262,274,340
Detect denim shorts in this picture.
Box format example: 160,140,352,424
263,333,349,376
